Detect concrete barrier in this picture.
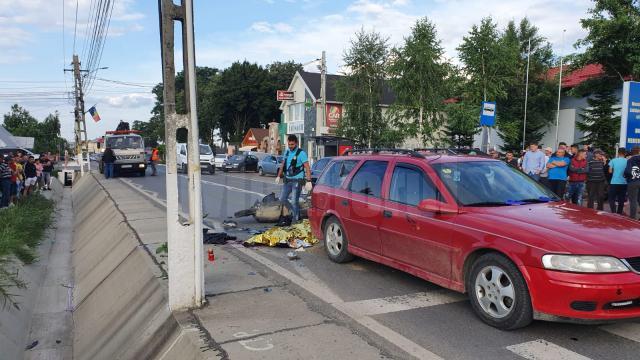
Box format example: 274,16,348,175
71,174,214,360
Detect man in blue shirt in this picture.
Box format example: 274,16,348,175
522,142,546,181
608,147,628,214
546,148,571,197
276,135,312,223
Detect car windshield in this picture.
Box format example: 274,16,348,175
432,160,559,206
199,145,212,155
106,136,142,150
230,155,244,161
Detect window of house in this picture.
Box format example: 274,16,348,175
289,103,305,122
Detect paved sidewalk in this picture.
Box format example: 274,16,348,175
98,176,390,359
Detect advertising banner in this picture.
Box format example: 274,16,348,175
326,104,342,128
620,81,640,151
276,90,294,101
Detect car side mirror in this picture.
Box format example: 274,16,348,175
418,199,458,214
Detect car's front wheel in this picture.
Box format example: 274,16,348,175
324,217,354,263
208,165,215,174
467,253,533,330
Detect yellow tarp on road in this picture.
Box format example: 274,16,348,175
243,219,318,248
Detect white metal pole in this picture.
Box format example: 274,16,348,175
554,30,566,149
523,38,531,151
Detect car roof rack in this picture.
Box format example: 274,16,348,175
105,130,142,135
414,148,489,156
344,148,426,159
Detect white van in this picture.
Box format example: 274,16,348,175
177,143,216,174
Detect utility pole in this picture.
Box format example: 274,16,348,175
522,38,531,151
159,0,204,311
70,55,88,174
319,50,326,160
554,30,566,149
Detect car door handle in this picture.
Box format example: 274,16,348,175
341,199,349,207
406,215,416,225
383,210,392,218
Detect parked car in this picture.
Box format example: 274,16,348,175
0,147,39,159
176,143,215,174
310,156,333,184
258,155,284,176
309,149,640,330
222,154,259,172
214,154,229,169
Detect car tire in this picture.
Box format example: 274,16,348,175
258,167,264,176
240,165,246,173
223,168,228,173
99,162,104,174
208,165,215,175
139,170,146,177
323,217,354,263
467,253,533,330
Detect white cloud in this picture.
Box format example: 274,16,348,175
102,93,154,108
198,0,591,73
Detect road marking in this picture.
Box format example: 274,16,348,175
506,339,592,360
233,244,443,360
340,290,465,316
601,322,640,343
221,172,280,186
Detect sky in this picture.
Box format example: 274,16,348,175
0,0,594,141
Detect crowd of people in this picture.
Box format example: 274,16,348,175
498,143,640,220
0,151,55,209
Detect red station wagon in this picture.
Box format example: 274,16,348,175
308,149,640,329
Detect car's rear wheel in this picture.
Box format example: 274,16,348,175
467,253,533,330
324,217,354,263
258,167,264,176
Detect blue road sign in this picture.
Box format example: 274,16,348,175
479,101,496,127
620,81,640,151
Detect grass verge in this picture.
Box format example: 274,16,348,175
0,194,55,310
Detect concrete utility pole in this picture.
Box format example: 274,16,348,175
522,38,531,151
70,55,88,175
158,0,204,311
320,51,327,127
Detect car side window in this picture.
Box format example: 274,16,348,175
317,160,358,188
389,164,438,206
348,161,388,198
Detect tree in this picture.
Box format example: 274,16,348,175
575,0,640,81
336,29,402,147
3,105,66,154
214,61,271,143
457,17,517,104
443,101,481,148
576,78,621,155
388,17,451,145
496,19,556,150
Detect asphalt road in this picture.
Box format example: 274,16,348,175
117,166,640,360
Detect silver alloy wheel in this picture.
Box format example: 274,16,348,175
475,265,515,319
325,223,344,256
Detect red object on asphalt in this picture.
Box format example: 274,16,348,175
308,150,640,329
207,248,215,262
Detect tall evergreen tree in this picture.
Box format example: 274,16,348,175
443,101,481,148
336,29,402,147
576,78,621,155
388,17,450,145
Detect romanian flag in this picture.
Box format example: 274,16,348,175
88,106,101,122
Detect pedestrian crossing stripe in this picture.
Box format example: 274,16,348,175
507,339,592,360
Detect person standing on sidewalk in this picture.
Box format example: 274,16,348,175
586,150,607,210
0,156,12,208
42,153,54,190
546,148,571,197
522,142,546,181
150,146,160,176
505,151,519,168
23,156,37,196
276,135,312,223
540,147,552,187
567,150,588,205
624,146,640,220
609,147,628,215
102,146,116,179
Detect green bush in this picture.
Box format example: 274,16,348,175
0,194,55,310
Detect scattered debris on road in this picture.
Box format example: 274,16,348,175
243,219,318,248
222,219,238,229
287,251,299,260
234,193,309,223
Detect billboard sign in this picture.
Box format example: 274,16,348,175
620,81,640,151
326,104,342,128
479,101,496,126
276,90,294,101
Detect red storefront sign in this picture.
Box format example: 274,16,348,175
276,90,294,101
326,104,342,128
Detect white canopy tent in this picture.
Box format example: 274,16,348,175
0,126,19,148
